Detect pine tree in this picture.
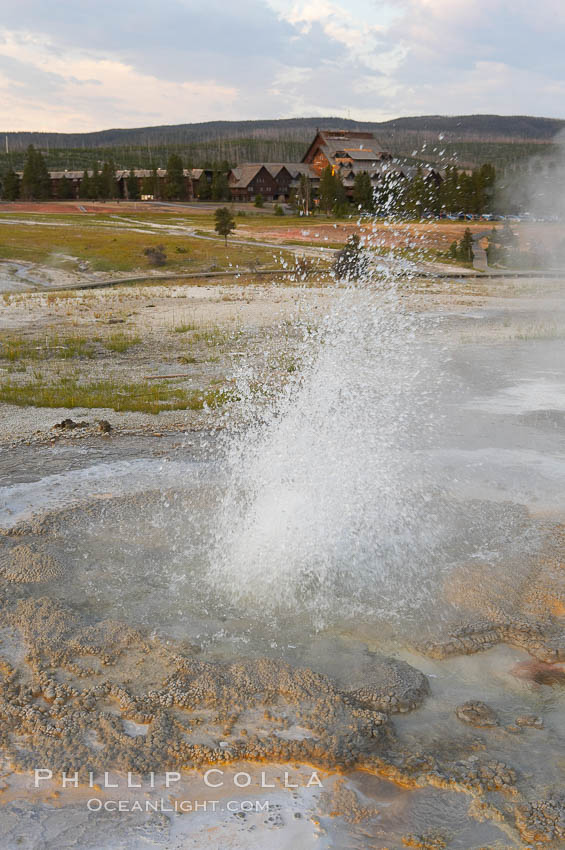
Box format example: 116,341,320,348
58,175,75,200
36,150,50,199
319,166,348,216
405,166,426,218
211,171,229,201
333,172,348,216
126,170,140,200
91,166,102,200
2,168,20,201
197,173,211,200
481,163,496,213
333,234,369,279
21,145,50,200
79,170,93,200
319,165,336,215
439,165,460,214
141,173,154,198
457,228,474,263
151,167,160,200
214,207,236,245
99,161,117,200
352,172,373,211
458,172,474,213
425,174,441,215
166,154,186,200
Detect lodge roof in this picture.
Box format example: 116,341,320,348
234,162,319,182
284,163,319,179
229,164,266,188
334,149,380,161
320,140,391,161
44,168,194,180
47,171,84,179
115,168,193,178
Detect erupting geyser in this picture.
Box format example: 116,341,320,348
209,247,447,621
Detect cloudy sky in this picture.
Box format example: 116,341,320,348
0,0,564,132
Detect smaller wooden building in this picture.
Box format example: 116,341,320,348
228,165,280,202
229,163,319,203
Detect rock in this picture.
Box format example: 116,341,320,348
402,831,446,849
515,798,565,844
515,714,544,729
341,655,430,713
1,544,63,583
97,420,112,433
52,419,88,430
423,619,565,665
455,701,498,728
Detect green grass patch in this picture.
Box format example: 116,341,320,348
0,331,143,360
0,213,295,274
105,332,141,352
174,321,198,333
0,333,95,361
0,377,231,414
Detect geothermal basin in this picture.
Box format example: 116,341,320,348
1,274,565,848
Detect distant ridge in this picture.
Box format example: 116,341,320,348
2,114,564,150
376,114,565,140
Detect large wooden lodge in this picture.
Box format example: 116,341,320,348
10,130,442,204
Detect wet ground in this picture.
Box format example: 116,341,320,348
1,278,565,847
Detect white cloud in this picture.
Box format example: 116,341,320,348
0,0,563,131
0,32,238,131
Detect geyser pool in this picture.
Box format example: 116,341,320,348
1,276,563,652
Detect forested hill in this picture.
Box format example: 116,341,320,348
377,114,565,140
1,115,563,172
3,114,564,148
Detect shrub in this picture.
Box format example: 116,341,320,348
333,235,369,280
143,245,167,266
293,255,316,280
